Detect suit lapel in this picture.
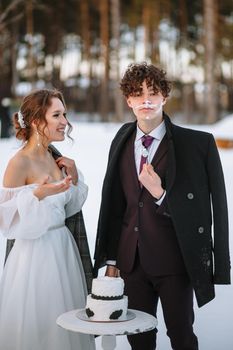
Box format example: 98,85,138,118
151,134,169,170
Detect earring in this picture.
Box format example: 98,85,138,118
36,131,40,147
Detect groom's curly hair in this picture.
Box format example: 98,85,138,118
120,62,171,98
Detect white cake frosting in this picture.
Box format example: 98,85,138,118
85,276,128,321
91,276,124,298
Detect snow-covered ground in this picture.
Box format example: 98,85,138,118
0,116,233,349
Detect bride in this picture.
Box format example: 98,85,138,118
0,89,95,350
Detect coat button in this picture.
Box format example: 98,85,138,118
134,226,139,232
206,260,211,267
198,226,204,233
187,193,194,199
139,202,144,208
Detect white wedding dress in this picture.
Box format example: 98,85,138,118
0,177,95,350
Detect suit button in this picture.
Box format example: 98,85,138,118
134,226,139,232
206,260,211,267
187,193,194,199
198,226,204,233
139,202,144,208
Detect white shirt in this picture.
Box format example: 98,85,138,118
134,121,166,175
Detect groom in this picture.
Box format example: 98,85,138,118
93,62,231,349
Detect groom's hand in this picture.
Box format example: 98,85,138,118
105,265,120,277
139,163,164,200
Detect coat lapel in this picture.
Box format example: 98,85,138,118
164,114,176,194
124,130,141,190
106,122,136,177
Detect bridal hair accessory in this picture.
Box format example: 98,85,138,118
18,110,26,129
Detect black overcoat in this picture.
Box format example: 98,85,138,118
93,114,231,307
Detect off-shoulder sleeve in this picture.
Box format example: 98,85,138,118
65,169,88,218
0,186,53,240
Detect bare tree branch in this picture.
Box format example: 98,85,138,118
0,0,24,24
0,13,23,32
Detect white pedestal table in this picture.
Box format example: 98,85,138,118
56,308,157,350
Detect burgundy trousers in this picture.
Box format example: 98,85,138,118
120,255,199,350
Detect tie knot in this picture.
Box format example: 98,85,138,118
141,135,154,149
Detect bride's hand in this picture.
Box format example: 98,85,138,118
33,175,72,200
55,157,78,185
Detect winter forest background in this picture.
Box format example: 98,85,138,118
0,0,233,125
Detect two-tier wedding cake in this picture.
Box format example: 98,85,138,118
85,276,128,321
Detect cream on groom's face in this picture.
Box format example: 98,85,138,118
126,81,166,123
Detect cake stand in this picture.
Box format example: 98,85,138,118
56,308,157,350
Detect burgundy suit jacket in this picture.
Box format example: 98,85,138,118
117,130,186,275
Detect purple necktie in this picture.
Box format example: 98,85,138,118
139,135,154,174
